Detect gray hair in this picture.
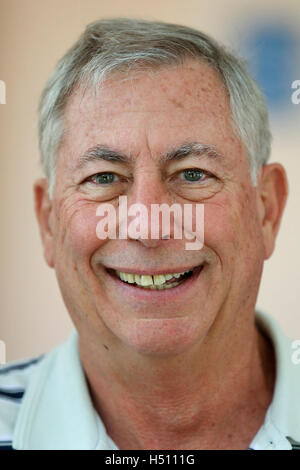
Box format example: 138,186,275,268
38,18,271,198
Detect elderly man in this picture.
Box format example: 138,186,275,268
0,18,298,451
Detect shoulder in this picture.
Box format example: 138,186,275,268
253,310,300,448
0,355,44,450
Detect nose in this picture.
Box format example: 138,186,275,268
120,168,177,247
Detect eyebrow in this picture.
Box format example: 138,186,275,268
76,142,223,169
163,142,223,162
77,146,130,169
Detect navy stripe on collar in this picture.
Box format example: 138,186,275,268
0,355,44,375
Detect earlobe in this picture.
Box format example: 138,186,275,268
258,164,288,260
34,178,55,268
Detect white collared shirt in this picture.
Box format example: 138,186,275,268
0,310,299,450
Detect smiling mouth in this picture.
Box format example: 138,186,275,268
107,266,203,290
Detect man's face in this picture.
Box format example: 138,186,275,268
43,61,269,355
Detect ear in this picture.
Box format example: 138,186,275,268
256,163,288,260
34,178,55,268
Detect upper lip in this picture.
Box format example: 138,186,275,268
105,264,203,275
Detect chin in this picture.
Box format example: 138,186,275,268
120,316,207,357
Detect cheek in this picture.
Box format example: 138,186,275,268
70,211,102,256
203,190,263,261
57,202,106,260
203,202,238,255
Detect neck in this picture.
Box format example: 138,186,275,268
79,312,275,449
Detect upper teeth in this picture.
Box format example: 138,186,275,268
115,271,192,286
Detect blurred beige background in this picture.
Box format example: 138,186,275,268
0,0,299,362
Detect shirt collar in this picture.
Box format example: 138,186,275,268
12,328,118,450
249,310,300,450
12,311,300,450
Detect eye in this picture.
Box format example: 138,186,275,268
85,172,120,185
178,168,209,182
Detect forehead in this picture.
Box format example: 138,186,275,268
60,60,244,167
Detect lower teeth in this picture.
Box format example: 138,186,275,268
141,281,181,290
118,279,184,290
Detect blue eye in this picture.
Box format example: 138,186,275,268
181,169,206,182
87,172,119,185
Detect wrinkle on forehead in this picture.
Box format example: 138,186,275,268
57,60,247,179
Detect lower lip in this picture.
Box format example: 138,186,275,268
105,266,204,303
